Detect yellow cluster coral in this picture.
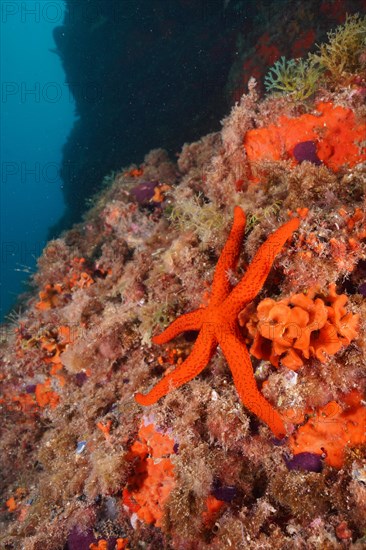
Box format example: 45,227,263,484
263,14,366,99
245,284,359,370
310,13,366,82
264,56,322,100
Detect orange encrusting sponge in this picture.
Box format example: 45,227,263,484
244,102,366,175
289,390,366,468
122,423,226,528
122,422,176,527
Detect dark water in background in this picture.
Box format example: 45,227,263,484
1,0,74,320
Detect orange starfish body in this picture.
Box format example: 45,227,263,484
135,207,299,438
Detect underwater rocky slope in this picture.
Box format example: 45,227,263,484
1,14,366,550
50,0,363,236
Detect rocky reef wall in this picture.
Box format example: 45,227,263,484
1,8,366,550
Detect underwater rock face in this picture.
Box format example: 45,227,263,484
66,528,97,550
50,0,252,234
212,484,238,502
1,8,366,550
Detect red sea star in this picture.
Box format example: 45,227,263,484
135,207,299,438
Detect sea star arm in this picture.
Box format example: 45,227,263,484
135,327,217,405
152,309,205,345
224,217,299,317
218,328,286,438
209,206,246,306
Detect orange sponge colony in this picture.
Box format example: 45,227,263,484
122,422,176,527
290,390,366,468
246,284,359,370
244,102,366,175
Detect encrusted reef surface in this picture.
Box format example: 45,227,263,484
1,15,366,550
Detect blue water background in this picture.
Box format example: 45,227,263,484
1,0,74,320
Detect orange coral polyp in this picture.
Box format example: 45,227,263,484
247,285,359,370
244,102,366,174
